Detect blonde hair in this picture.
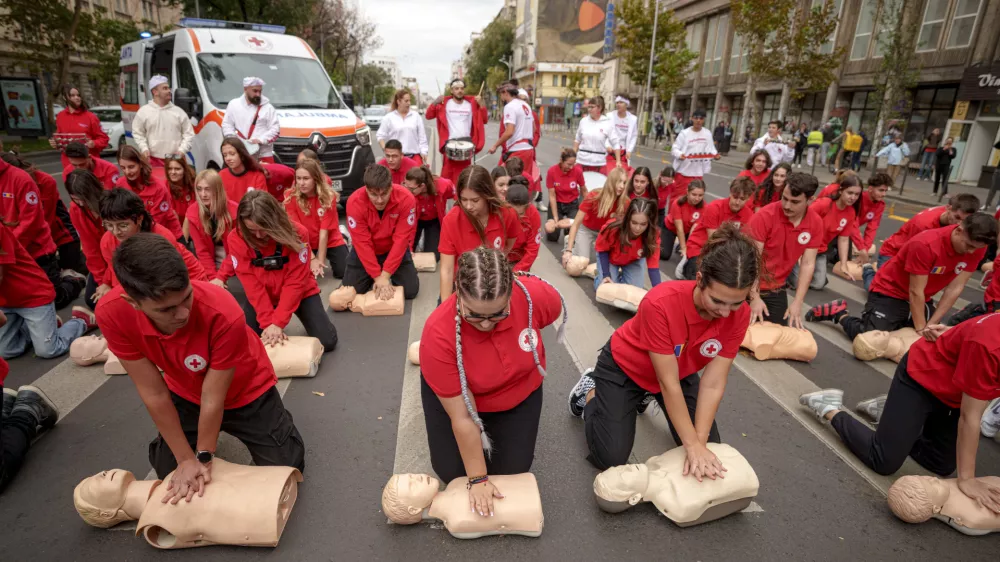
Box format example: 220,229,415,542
596,168,630,219
236,190,305,252
290,159,338,217
73,479,133,529
194,169,233,242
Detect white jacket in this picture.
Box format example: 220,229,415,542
751,134,792,169
131,101,195,158
221,95,281,157
575,114,620,167
608,110,638,154
670,127,717,177
376,109,428,156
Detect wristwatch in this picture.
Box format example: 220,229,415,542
196,450,214,464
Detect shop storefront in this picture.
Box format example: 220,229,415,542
952,63,1000,188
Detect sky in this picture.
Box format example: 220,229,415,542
359,0,505,97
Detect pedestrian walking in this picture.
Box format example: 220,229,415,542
933,137,957,198
917,128,942,181
876,136,911,183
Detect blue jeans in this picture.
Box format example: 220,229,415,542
863,253,893,292
788,253,829,290
0,303,86,359
918,151,934,179
595,258,647,292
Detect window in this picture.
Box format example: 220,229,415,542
702,17,718,77
946,0,981,49
916,0,948,52
873,0,901,58
587,75,594,88
197,54,344,109
811,0,844,54
552,74,558,87
175,57,198,94
703,14,728,77
729,34,747,75
560,74,567,87
121,64,138,105
850,0,877,60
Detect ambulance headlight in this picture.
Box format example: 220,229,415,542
356,126,371,147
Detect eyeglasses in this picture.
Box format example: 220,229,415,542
460,300,510,324
164,154,185,161
103,220,135,234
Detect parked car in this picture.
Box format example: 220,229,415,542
91,106,126,154
362,106,386,129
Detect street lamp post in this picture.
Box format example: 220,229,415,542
499,56,512,80
640,0,660,143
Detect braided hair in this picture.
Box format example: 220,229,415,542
453,248,568,456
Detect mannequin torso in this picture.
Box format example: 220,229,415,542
741,321,817,361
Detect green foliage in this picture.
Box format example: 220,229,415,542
464,18,514,94
349,64,393,106
614,0,696,101
783,0,846,98
871,0,920,124
373,85,397,106
171,0,319,35
730,0,795,79
565,67,587,102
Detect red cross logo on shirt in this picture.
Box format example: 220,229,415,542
184,354,207,372
518,328,537,352
700,339,722,358
247,37,265,47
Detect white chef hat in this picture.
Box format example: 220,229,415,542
243,77,265,88
518,88,529,100
148,75,168,91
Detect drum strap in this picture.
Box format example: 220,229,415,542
239,105,263,140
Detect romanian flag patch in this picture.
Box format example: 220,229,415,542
673,344,684,357
2,192,13,199
930,266,946,274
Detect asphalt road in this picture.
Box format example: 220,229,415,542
1,121,997,559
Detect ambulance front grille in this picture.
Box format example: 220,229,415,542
273,136,359,177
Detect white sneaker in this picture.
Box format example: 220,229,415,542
799,389,844,421
982,398,1000,438
856,395,887,424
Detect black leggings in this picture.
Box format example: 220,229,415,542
0,388,39,493
341,248,420,300
83,273,99,311
35,253,84,310
314,244,348,279
840,291,935,341
413,219,441,261
659,225,676,261
759,288,789,326
242,293,338,352
420,376,543,483
584,342,720,470
831,353,958,476
57,240,87,275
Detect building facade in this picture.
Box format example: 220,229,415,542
367,55,402,89
0,0,183,108
665,0,1000,185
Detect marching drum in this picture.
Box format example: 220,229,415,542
444,139,475,162
52,132,89,149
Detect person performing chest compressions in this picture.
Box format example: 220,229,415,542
420,247,567,515
228,191,338,352
568,224,762,476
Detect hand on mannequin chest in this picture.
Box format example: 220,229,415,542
888,475,1000,535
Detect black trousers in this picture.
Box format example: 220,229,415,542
313,245,348,279
148,386,305,479
420,376,543,483
584,342,720,471
946,300,996,326
681,255,698,280
933,165,951,196
243,293,338,352
759,288,789,326
83,273,99,311
0,388,38,493
660,226,676,261
35,252,84,310
342,248,420,300
831,353,958,476
547,199,580,243
840,291,934,341
413,219,441,260
57,240,87,276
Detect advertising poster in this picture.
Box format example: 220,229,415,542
0,78,46,136
536,0,611,63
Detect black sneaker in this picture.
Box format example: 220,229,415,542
636,393,656,415
2,388,16,419
11,385,59,429
568,369,596,419
805,298,848,323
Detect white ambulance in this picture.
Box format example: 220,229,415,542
118,18,374,198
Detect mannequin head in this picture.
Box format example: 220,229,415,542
382,473,441,524
565,255,590,276
74,469,137,528
70,334,109,365
887,476,949,523
593,463,649,505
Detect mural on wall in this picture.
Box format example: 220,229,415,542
536,0,610,63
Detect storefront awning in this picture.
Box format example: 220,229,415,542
957,62,1000,101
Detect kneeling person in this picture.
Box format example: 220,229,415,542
95,234,305,490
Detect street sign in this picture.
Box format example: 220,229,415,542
604,3,615,56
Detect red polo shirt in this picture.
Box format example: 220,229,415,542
665,198,704,234
508,204,542,272
0,357,7,386
747,202,827,291
0,223,55,308
879,206,947,258
809,197,857,247
283,194,346,250
579,189,617,232
420,276,562,412
546,163,586,204
114,175,184,239
168,186,195,229
185,201,239,282
377,156,419,185
227,221,319,329
596,223,648,266
261,162,295,202
346,184,416,279
414,177,456,222
55,107,108,163
220,168,268,205
869,225,984,301
439,205,520,257
64,157,120,190
851,191,885,250
906,311,1000,408
0,159,56,259
32,170,75,247
101,224,207,286
96,281,276,409
985,264,1000,304
818,182,839,198
611,280,749,392
656,179,672,210
738,168,769,186
70,203,108,284
686,198,754,259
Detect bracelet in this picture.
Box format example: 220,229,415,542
467,475,489,489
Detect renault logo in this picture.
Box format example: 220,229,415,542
309,132,328,154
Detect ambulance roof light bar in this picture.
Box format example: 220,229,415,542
177,18,286,34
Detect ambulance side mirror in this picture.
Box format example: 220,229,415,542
174,88,201,120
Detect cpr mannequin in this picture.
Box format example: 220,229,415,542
583,263,598,279
329,285,357,311
545,218,574,234
593,443,759,527
833,261,868,281
887,475,1000,536
564,255,590,277
853,242,876,255
544,219,557,234
70,335,127,375
407,341,420,365
73,459,302,548
328,285,404,315
596,282,647,313
852,327,920,363
381,473,544,539
413,252,437,272
265,336,324,378
740,321,817,361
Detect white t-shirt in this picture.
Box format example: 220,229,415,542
445,98,474,140
502,99,534,153
609,111,638,154
670,127,718,177
574,114,620,167
751,134,792,169
375,110,428,156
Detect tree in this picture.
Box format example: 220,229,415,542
867,0,921,170
614,0,696,129
464,17,514,96
777,0,845,118
302,0,381,84
565,67,588,103
172,0,319,35
349,64,392,107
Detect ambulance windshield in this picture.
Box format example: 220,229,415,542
197,53,344,110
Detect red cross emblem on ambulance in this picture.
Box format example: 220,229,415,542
247,37,265,47
700,339,721,358
184,354,207,372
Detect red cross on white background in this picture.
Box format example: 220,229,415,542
189,357,203,369
705,344,718,355
247,37,265,47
